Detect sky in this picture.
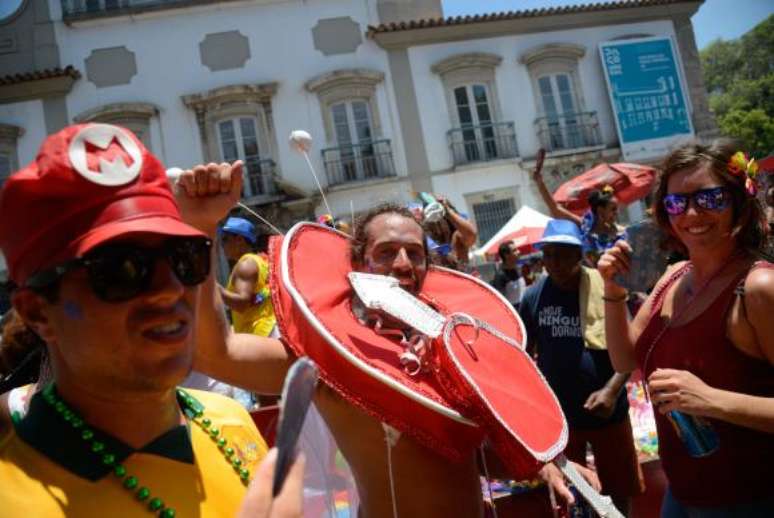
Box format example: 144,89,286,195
442,0,773,49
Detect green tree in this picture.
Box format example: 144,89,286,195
701,15,774,156
718,109,774,157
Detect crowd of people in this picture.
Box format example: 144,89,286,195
0,122,771,518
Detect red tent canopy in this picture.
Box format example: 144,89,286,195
553,163,657,215
483,226,545,256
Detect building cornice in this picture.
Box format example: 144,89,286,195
431,52,503,76
367,0,702,49
74,102,160,123
519,43,586,66
181,82,279,110
0,66,81,104
305,69,384,94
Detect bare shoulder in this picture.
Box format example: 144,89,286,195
741,263,774,364
235,256,259,277
742,266,774,327
744,264,774,299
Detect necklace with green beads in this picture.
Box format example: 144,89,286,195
40,383,253,517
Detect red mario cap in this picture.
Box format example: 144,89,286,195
0,123,205,286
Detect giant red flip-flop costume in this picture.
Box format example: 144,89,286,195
269,222,622,517
270,222,562,472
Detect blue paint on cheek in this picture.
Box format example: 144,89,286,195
62,301,84,320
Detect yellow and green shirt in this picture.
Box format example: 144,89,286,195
227,253,276,337
0,388,268,517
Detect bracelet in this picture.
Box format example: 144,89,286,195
602,293,628,303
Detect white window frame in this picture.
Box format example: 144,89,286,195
305,69,385,147
182,83,280,201
536,72,585,150
520,43,588,118
216,116,271,198
431,52,504,129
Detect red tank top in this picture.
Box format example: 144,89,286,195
635,262,774,506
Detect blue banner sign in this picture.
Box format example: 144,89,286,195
599,36,694,161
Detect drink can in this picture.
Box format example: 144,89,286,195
667,410,719,457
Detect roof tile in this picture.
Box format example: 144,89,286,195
0,66,81,86
367,0,697,36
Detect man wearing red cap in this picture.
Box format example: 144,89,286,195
0,123,302,517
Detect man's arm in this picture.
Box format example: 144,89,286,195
220,258,259,313
174,162,293,395
583,372,629,419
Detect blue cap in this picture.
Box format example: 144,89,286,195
426,236,452,256
535,219,583,248
221,217,256,244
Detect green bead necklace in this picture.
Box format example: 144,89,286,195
41,384,252,517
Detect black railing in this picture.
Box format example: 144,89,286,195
447,121,519,166
321,139,395,187
61,0,220,19
534,111,602,152
242,158,277,199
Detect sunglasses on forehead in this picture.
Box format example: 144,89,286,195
24,236,212,303
662,186,731,216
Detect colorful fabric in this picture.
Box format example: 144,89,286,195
579,210,625,254
626,381,659,461
0,389,268,517
228,253,276,337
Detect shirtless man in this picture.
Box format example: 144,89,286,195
188,163,599,517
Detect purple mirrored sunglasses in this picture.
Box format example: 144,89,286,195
663,186,731,216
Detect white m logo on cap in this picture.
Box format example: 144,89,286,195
68,124,143,186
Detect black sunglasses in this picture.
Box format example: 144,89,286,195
24,236,212,302
662,186,731,216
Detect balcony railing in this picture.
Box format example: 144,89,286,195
534,111,602,153
242,158,277,199
61,0,224,20
322,139,396,188
447,122,519,167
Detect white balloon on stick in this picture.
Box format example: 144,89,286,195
289,130,333,217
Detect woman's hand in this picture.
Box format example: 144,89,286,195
648,368,719,417
596,240,631,297
237,448,305,518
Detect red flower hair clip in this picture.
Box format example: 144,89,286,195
727,151,760,196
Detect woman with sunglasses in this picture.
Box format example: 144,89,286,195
598,140,774,517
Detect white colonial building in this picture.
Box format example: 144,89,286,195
0,0,716,284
